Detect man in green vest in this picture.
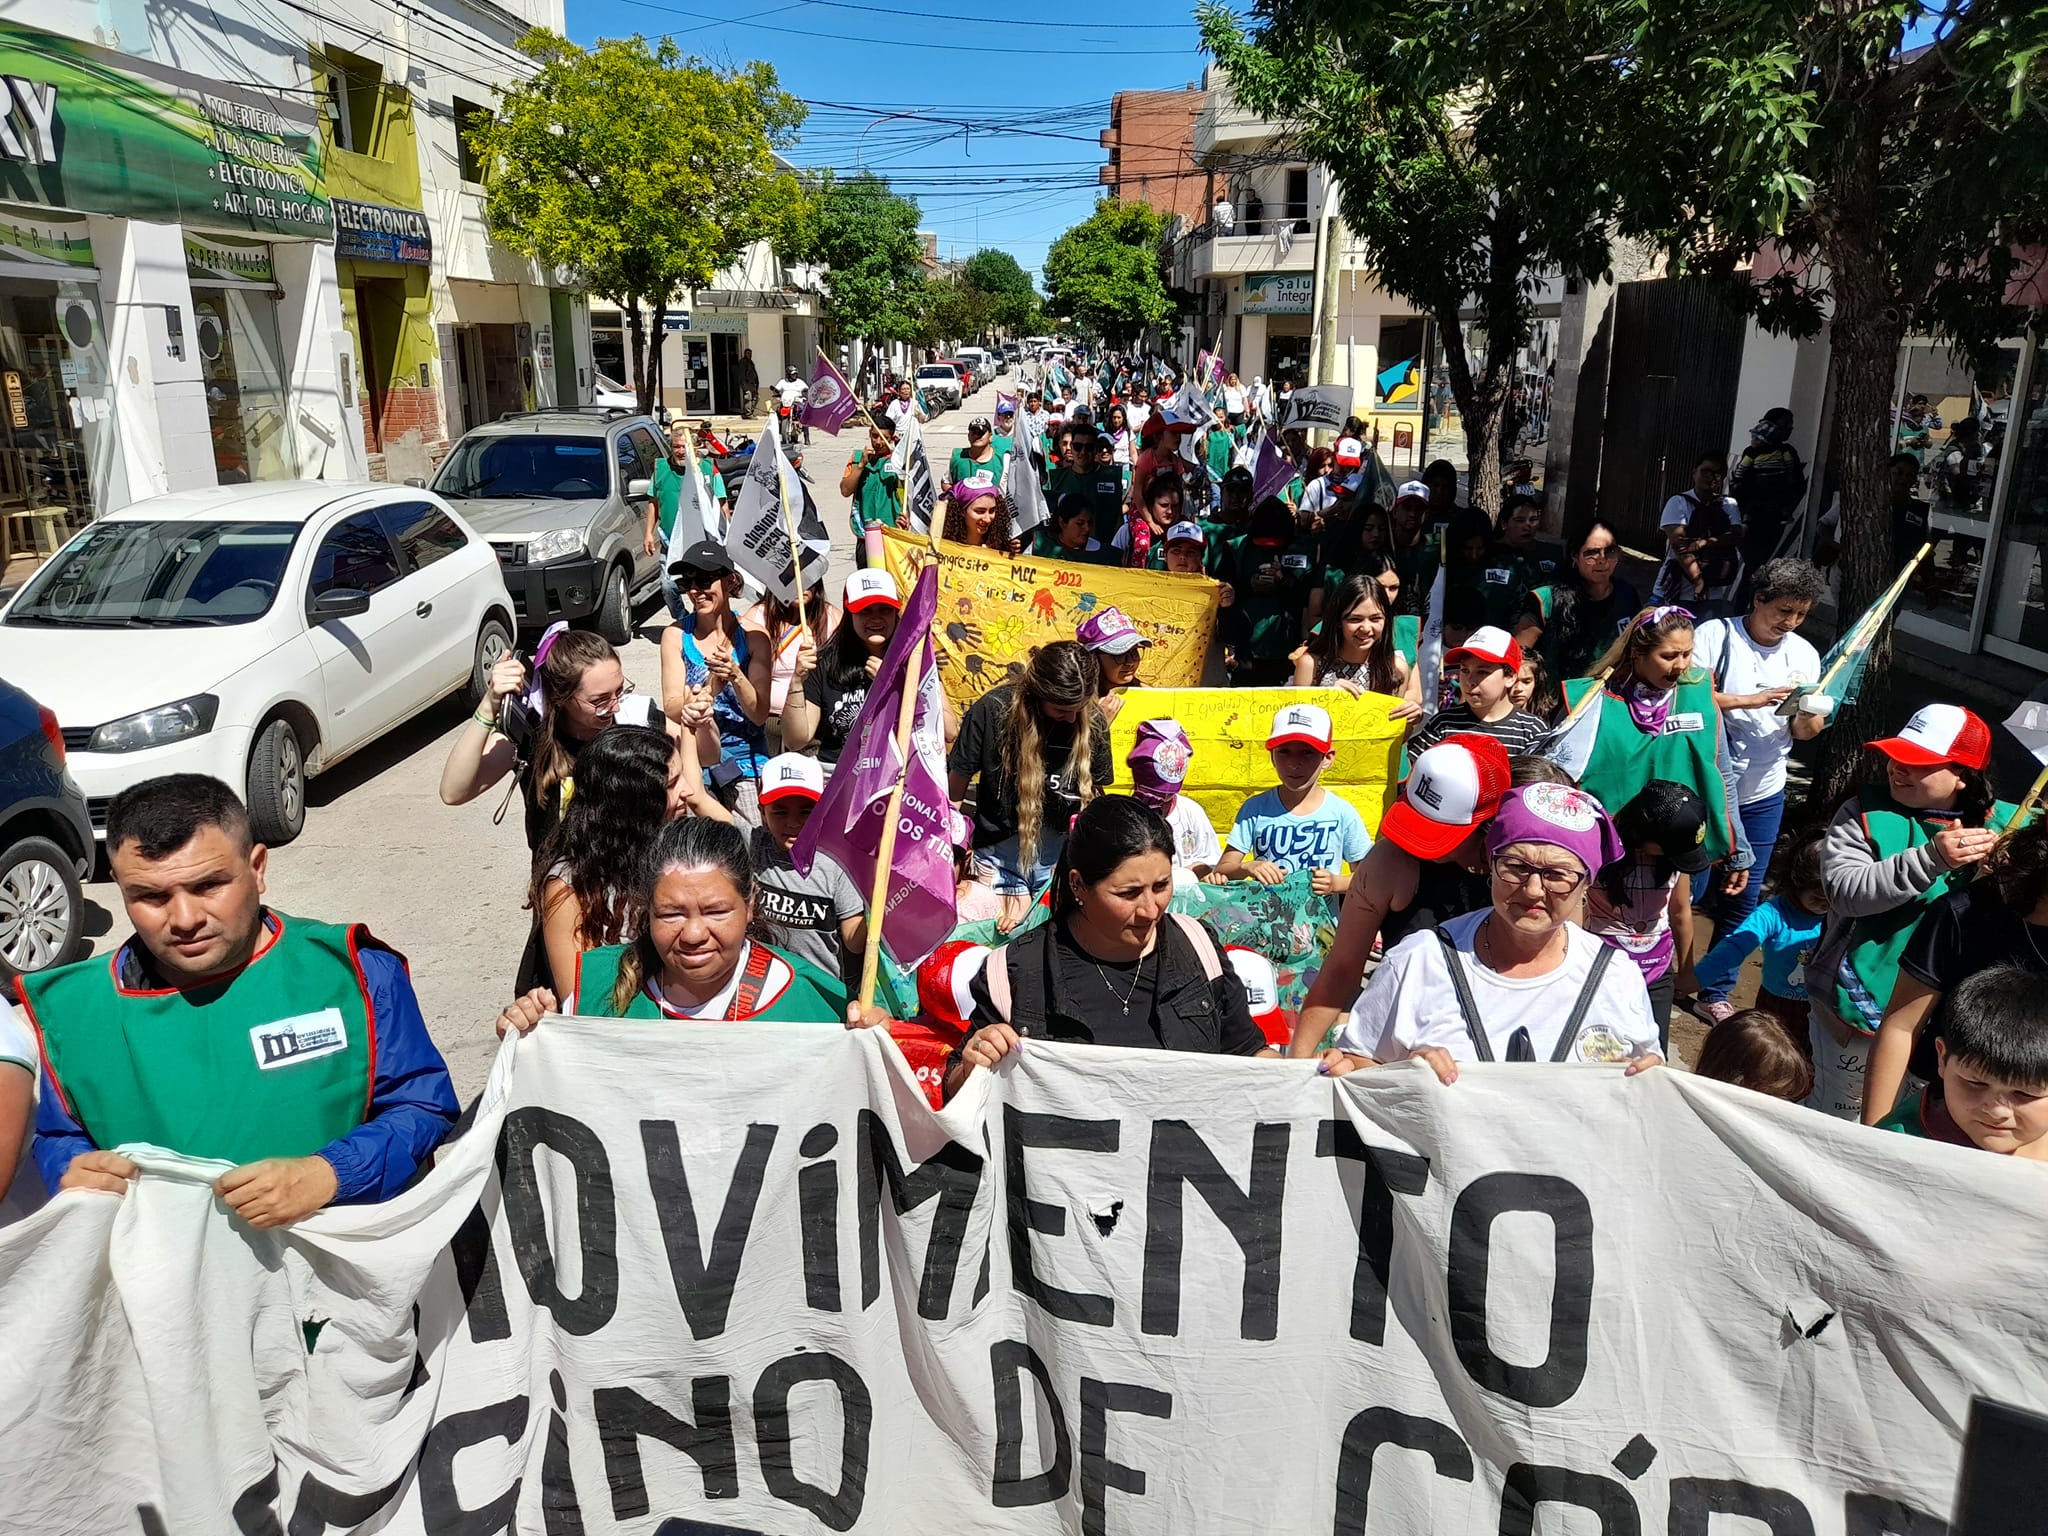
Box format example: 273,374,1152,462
25,775,459,1227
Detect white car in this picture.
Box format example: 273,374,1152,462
0,483,515,846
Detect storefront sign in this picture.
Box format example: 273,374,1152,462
0,203,93,268
1242,270,1313,315
0,20,328,238
184,233,275,285
332,198,431,265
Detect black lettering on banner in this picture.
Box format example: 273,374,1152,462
499,1108,619,1335
1843,1493,1949,1536
799,1123,842,1313
856,1108,984,1317
595,1381,740,1517
543,1370,585,1535
1004,1105,1120,1327
1141,1119,1290,1340
1079,1377,1172,1536
229,1464,283,1536
1448,1173,1594,1408
1668,1478,1815,1535
285,1469,408,1536
641,1120,778,1340
1497,1463,1639,1535
989,1339,1073,1507
450,1197,512,1342
1332,1407,1474,1535
418,1395,530,1536
1316,1120,1431,1346
752,1352,872,1532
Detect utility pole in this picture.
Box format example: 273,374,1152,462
1307,172,1345,442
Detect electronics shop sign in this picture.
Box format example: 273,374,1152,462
333,198,431,265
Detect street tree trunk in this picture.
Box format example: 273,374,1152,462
625,297,654,415
1440,203,1530,517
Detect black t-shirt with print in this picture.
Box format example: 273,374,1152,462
1900,883,2048,1079
948,684,1116,849
802,667,872,764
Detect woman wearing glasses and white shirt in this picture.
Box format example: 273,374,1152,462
1321,784,1663,1081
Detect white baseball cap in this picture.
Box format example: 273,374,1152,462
1266,703,1333,753
1867,703,1993,771
843,569,901,613
1225,946,1289,1049
759,753,825,805
1334,436,1364,467
1395,478,1430,502
1378,734,1514,860
1165,520,1206,545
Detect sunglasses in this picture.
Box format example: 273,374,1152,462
675,568,727,591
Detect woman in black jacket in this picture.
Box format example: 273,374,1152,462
946,797,1274,1095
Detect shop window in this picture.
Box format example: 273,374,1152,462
0,276,111,533
454,97,493,185
1984,335,2048,656
377,502,467,574
318,49,382,156
193,284,298,484
1283,167,1310,232
1376,317,1427,410
309,512,401,599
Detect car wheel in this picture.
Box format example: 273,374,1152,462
595,563,632,645
470,615,515,705
247,716,307,845
0,836,83,977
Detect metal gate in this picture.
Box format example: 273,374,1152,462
1592,279,1746,549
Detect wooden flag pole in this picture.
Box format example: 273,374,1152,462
1999,764,2048,839
1813,541,1934,699
857,655,924,1012
775,458,812,728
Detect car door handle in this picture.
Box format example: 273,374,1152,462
415,601,433,618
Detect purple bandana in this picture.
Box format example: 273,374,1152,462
1615,675,1675,734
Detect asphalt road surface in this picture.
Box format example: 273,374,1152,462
71,372,1016,1098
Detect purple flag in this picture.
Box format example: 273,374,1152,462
995,390,1019,419
802,350,861,436
790,565,955,966
1252,427,1294,506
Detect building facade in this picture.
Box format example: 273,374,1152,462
0,0,587,547
1098,86,1210,227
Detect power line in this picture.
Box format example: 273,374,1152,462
634,2,1200,56
762,0,1200,27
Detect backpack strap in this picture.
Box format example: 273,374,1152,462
989,929,1051,1034
1551,942,1619,1062
730,942,777,1020
1432,926,1494,1063
1167,913,1225,982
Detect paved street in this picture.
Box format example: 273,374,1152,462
71,372,1017,1099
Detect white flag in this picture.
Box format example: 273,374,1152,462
1415,560,1447,719
1277,384,1354,433
1001,432,1050,537
659,435,719,573
723,429,829,603
891,412,939,535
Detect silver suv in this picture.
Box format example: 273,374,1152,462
430,408,666,643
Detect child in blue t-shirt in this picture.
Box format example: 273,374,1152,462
1213,703,1370,898
1691,830,1827,1028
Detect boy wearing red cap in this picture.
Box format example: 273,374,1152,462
1287,735,1507,1055
1408,626,1548,757
1213,704,1370,897
1808,705,2015,1121
751,754,869,984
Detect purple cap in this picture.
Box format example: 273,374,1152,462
950,471,1001,505
1127,718,1193,810
1076,606,1152,654
1485,783,1627,875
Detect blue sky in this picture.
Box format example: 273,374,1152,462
563,0,1216,283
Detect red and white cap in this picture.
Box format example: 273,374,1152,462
1267,702,1333,753
917,939,991,1031
1445,625,1524,672
1868,704,1993,771
844,569,902,613
759,752,825,804
1378,732,1514,860
1225,946,1290,1048
1334,436,1364,468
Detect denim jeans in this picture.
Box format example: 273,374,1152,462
1693,787,1788,1002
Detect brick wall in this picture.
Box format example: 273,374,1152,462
1101,90,1211,226
363,381,448,483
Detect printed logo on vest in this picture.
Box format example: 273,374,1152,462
1663,711,1706,735
250,1008,349,1070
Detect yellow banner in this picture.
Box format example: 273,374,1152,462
879,526,1219,709
1108,687,1407,843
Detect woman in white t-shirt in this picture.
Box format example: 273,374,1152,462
1690,558,1836,978
1323,784,1662,1079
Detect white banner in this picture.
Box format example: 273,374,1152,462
724,431,830,602
1279,383,1354,433
6,1027,2046,1533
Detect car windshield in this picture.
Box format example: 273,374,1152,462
433,434,612,500
917,368,954,381
5,519,300,628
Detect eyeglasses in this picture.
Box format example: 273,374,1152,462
1577,546,1619,561
1492,857,1587,895
578,679,637,713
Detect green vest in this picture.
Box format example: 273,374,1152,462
1562,672,1733,862
1830,786,2019,1034
851,452,900,533
573,942,848,1022
23,915,376,1165
1394,614,1420,668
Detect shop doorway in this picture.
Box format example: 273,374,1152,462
711,333,739,416
682,336,711,414
353,278,408,451
192,285,297,483
455,323,527,430
1264,327,1312,387
0,276,110,546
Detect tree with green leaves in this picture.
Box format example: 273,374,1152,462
1199,2,1653,512
1618,0,2048,790
961,248,1038,336
782,171,928,357
473,33,805,413
1043,199,1175,345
